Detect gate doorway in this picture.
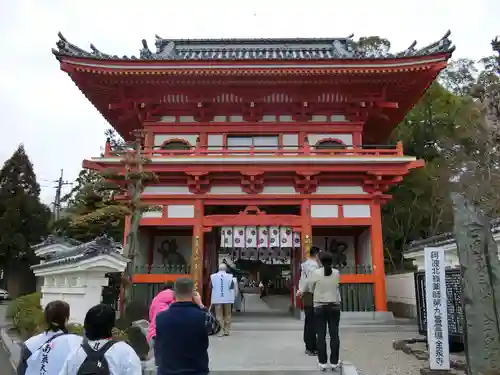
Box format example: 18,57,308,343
203,209,303,316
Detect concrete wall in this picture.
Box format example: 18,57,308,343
385,272,417,318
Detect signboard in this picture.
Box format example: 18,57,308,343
424,247,450,370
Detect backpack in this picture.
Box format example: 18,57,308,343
76,339,117,375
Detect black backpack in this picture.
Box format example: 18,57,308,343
76,339,117,375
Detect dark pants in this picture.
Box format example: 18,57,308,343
315,303,341,365
303,305,317,351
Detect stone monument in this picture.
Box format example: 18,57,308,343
451,193,500,374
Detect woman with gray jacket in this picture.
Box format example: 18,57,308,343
306,251,341,371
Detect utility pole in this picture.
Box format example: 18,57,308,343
52,169,71,221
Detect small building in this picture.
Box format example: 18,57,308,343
385,219,500,318
52,32,454,316
31,235,128,323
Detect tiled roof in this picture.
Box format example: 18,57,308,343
31,235,81,251
405,217,500,253
31,235,124,270
52,31,454,62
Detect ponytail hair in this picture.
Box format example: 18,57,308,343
319,251,334,277
44,300,70,333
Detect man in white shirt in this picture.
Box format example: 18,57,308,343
59,304,142,375
296,246,321,356
210,263,235,336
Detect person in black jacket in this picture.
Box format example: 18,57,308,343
155,278,220,375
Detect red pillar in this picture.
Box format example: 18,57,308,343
370,201,387,311
191,200,204,292
296,199,312,309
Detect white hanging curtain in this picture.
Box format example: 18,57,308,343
220,226,300,249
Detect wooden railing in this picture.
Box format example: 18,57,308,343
340,283,375,312
103,142,404,158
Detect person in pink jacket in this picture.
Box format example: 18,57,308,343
147,283,176,343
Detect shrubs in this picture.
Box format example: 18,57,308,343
7,294,127,341
7,292,44,339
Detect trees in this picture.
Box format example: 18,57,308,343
382,40,500,268
0,145,51,295
54,129,127,242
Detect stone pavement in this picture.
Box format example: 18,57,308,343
209,316,425,374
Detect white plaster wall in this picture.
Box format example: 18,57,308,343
308,133,353,146
261,186,296,194
314,185,367,195
166,204,195,218
143,186,192,195
311,204,339,218
282,134,299,148
209,186,245,194
154,134,198,146
312,235,355,267
358,228,372,266
343,204,371,218
40,271,109,324
385,272,418,318
207,134,224,149
142,207,163,218
152,235,192,266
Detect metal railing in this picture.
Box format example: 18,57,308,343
104,142,404,158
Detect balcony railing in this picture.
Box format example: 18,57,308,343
103,142,404,158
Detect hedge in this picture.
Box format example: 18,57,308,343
7,293,127,341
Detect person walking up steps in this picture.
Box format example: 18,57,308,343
304,251,342,371
296,246,321,356
210,263,235,336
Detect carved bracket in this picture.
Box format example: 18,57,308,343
294,173,318,194
241,173,264,194
363,173,403,195
187,173,210,194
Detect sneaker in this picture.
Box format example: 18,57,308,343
224,332,230,336
330,361,341,371
318,363,330,371
305,349,317,356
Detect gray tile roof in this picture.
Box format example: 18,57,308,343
405,217,500,253
31,235,125,270
31,235,81,251
52,31,454,62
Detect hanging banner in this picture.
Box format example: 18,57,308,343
233,227,245,248
424,247,450,370
220,226,300,250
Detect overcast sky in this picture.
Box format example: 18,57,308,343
0,0,498,206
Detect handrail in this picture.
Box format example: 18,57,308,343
104,142,404,157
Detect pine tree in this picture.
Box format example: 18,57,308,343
0,145,51,295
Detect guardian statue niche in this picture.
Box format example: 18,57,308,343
157,239,187,268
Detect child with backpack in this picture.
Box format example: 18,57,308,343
17,300,82,375
59,304,141,375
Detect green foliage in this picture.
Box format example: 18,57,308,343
7,292,44,339
383,45,500,268
6,292,42,320
0,145,51,265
